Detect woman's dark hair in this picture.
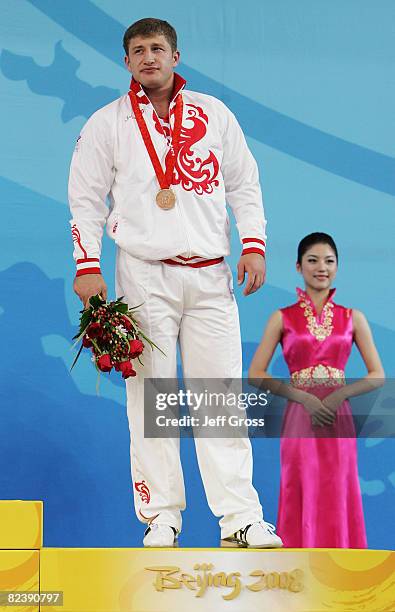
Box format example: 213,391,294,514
297,232,338,264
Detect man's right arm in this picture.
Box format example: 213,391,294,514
68,111,115,307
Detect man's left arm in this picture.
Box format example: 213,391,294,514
221,106,267,296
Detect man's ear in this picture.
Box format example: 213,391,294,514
173,50,180,67
124,55,132,73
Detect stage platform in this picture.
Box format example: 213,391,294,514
0,501,393,611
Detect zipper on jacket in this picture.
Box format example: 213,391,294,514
175,190,192,258
151,99,192,258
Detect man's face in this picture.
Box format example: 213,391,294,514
124,34,180,90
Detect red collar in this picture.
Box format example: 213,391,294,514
129,72,186,107
296,287,336,304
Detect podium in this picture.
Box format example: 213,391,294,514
0,500,393,611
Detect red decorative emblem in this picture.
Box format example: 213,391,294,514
154,104,220,196
135,480,150,504
71,223,87,258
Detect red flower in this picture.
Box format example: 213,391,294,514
118,360,136,379
88,322,102,338
122,316,133,331
97,354,112,372
129,339,144,358
82,335,92,348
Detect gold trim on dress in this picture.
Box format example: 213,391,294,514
291,364,345,388
299,300,334,341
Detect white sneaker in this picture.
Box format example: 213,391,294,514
143,524,178,547
221,521,283,548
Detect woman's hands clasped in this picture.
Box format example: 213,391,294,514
299,392,336,427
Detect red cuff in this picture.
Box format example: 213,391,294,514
76,258,101,277
241,238,265,258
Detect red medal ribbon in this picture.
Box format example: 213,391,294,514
129,89,183,190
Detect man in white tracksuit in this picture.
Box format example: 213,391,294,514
69,17,282,548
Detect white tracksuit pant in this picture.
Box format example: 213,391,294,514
115,249,263,539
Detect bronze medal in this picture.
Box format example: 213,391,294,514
129,89,184,213
156,188,176,210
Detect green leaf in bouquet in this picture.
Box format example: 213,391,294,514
81,308,93,322
89,294,105,309
91,338,102,354
128,302,144,311
71,325,91,348
136,329,166,356
122,313,140,329
116,329,128,341
79,310,93,334
70,342,84,371
113,302,129,314
79,305,91,314
80,304,93,314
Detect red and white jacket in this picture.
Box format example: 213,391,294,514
69,74,267,276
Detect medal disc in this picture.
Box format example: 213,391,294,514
156,188,176,210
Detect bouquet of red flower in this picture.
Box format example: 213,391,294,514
71,294,162,380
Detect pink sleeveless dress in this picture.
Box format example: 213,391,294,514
276,288,367,548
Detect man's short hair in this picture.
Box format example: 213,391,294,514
123,18,178,54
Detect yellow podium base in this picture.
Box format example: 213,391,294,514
0,501,42,549
0,550,39,611
39,547,394,612
0,501,393,611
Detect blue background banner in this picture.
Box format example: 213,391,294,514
0,0,394,549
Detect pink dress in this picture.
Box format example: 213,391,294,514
276,288,367,548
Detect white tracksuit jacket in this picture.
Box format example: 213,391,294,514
69,74,266,276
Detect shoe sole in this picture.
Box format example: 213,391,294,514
220,539,283,549
144,540,179,548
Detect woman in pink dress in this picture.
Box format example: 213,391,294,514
249,233,384,548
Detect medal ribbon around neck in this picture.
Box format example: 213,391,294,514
128,88,183,207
